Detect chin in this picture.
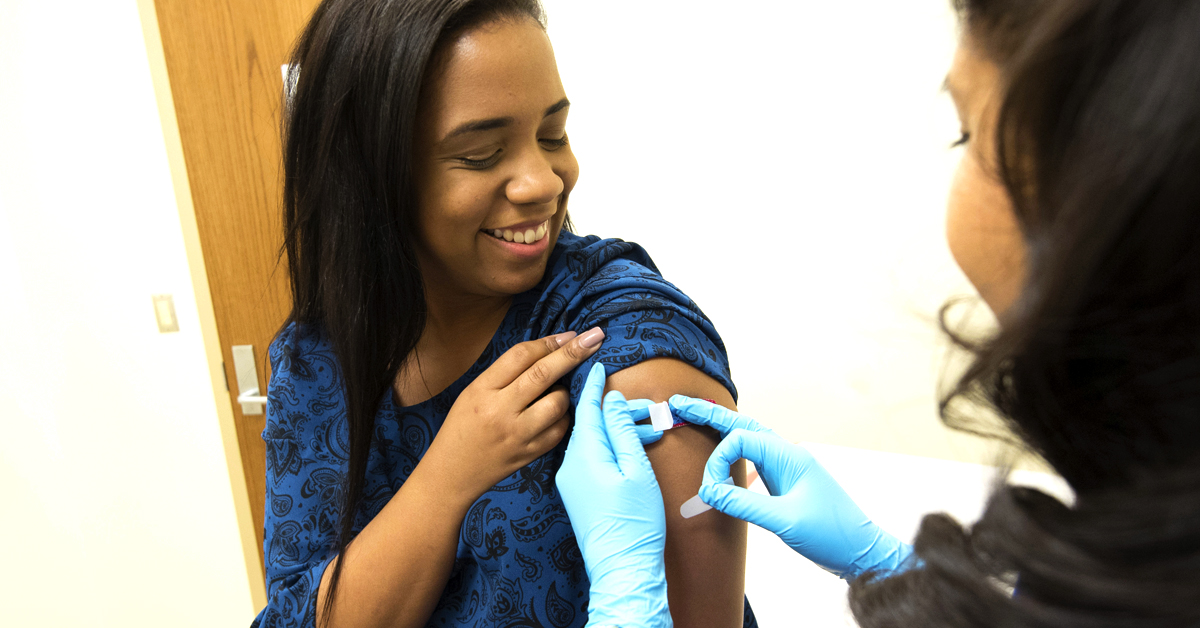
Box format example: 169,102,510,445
494,266,550,296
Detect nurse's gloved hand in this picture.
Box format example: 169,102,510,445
668,397,914,582
556,364,672,628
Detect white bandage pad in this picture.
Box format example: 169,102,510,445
680,477,736,519
648,402,674,432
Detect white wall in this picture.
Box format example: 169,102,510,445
0,1,255,625
543,1,1012,464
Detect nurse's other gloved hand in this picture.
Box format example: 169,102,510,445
556,364,672,628
669,397,914,582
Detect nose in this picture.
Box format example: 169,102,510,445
505,148,564,206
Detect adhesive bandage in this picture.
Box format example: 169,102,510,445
680,477,735,519
648,401,675,432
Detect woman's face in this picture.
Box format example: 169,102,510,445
945,32,1026,317
413,18,578,301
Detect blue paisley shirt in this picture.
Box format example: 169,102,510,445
252,233,759,628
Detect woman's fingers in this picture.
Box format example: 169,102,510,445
528,411,571,458
507,328,605,406
476,331,578,389
522,385,572,437
668,395,771,437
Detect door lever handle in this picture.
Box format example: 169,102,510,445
237,388,268,407
231,345,267,415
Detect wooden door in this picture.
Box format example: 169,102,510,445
149,0,321,579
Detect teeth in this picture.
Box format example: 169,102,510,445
488,221,550,244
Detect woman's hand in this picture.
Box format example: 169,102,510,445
422,328,605,505
557,363,672,628
668,397,914,581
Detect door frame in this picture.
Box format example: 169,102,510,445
137,0,269,610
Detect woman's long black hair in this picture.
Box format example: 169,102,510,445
280,0,545,621
850,0,1200,625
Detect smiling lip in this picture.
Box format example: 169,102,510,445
481,219,551,244
489,218,550,232
481,219,552,258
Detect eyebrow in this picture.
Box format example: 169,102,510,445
440,98,571,143
544,97,570,117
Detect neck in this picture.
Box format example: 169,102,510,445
421,287,512,343
392,262,517,406
413,246,514,345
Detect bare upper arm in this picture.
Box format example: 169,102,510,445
605,357,747,628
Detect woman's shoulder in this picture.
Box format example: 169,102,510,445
270,320,331,362
543,231,678,300
535,231,720,344
538,232,736,403
267,322,343,396
263,321,350,450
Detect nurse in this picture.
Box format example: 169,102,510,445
557,0,1200,625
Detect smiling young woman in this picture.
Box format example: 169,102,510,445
253,2,754,628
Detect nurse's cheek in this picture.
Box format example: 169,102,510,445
945,149,1027,318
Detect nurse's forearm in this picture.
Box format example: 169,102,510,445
314,455,474,628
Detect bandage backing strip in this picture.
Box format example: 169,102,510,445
680,477,735,519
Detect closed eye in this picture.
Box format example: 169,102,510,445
457,149,502,169
540,136,569,150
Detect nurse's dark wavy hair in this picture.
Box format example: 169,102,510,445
849,0,1200,625
279,0,550,623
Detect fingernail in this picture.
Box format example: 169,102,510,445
578,327,605,348
554,331,577,347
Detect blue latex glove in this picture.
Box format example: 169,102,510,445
625,399,661,446
556,363,673,628
668,395,914,581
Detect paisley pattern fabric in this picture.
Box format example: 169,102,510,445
251,233,759,628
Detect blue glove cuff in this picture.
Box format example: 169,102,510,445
586,566,672,628
843,533,915,581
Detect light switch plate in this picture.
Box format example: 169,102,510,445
152,294,179,333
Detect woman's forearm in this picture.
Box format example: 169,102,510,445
315,455,476,628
